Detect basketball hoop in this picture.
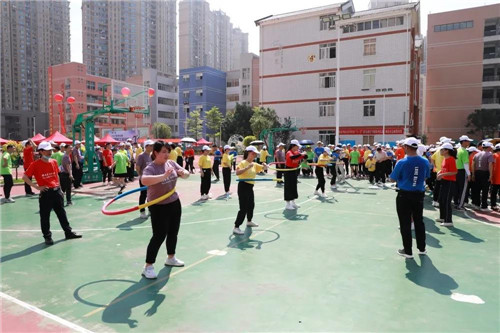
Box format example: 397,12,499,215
129,106,145,112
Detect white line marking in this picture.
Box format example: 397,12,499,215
450,292,485,304
0,291,94,333
463,210,500,228
207,250,227,256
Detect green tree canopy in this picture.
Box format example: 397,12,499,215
186,110,204,139
221,103,253,142
243,135,257,147
250,107,280,139
205,106,224,144
152,122,171,139
466,108,500,139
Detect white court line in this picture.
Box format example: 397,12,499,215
0,291,94,333
0,197,317,233
463,210,500,228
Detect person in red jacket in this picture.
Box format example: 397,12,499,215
23,139,36,196
436,143,457,227
22,141,82,245
284,139,306,210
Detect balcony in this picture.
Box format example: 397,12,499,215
483,75,500,81
482,97,500,104
484,52,500,59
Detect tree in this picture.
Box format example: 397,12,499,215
152,122,171,139
205,106,223,144
243,135,257,147
186,110,204,139
221,103,253,142
250,107,280,139
274,116,294,145
466,108,500,139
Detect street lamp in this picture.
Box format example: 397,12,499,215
375,87,393,145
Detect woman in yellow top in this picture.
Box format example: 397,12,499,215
169,142,178,161
233,146,267,235
198,145,212,200
259,146,269,174
313,148,333,198
222,145,232,198
365,153,376,184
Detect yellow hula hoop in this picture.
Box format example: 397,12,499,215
267,166,300,172
137,187,176,210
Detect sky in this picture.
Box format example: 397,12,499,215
69,0,499,70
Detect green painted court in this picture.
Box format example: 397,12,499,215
1,174,499,332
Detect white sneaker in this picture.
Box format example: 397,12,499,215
208,193,213,199
285,201,295,210
440,222,454,227
140,212,148,219
411,222,415,230
142,265,157,279
6,198,15,203
480,207,491,212
291,200,300,208
233,227,244,235
313,190,319,196
435,218,444,223
432,201,439,207
330,185,337,189
225,192,231,198
320,193,327,198
200,194,208,200
165,257,184,267
418,249,427,255
246,221,259,227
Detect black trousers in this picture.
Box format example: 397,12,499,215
185,157,194,173
384,160,393,177
102,166,112,183
454,169,468,208
23,167,35,194
343,158,349,175
426,171,436,191
439,180,455,222
315,166,325,192
59,173,72,204
146,199,181,263
472,170,490,209
396,190,426,255
200,168,211,195
2,174,13,199
39,188,73,238
234,181,254,227
284,168,298,201
276,163,285,183
433,179,442,202
368,171,375,183
330,165,337,185
222,167,231,192
139,179,147,213
127,161,135,181
213,160,220,180
491,184,500,208
375,162,386,183
176,156,183,167
72,162,83,187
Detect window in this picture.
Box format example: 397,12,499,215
388,17,396,27
196,89,203,96
363,69,376,89
183,91,190,99
319,101,335,117
319,15,337,31
242,68,250,79
363,135,374,145
364,39,376,56
196,72,203,80
98,82,106,91
396,16,404,26
196,105,203,112
182,74,189,82
227,94,239,102
319,130,335,145
320,72,336,88
380,19,387,28
183,105,190,113
319,43,336,59
158,111,175,119
227,79,239,87
363,100,376,117
434,20,474,33
158,97,175,106
86,81,96,90
364,21,371,30
242,85,249,96
357,22,364,32
372,20,380,29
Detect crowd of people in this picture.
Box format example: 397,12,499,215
1,133,499,276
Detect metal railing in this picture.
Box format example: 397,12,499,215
484,29,500,37
484,53,500,59
483,75,500,81
482,98,500,104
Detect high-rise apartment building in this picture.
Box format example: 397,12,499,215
424,4,500,143
0,0,70,140
82,0,176,81
226,53,260,113
179,0,248,71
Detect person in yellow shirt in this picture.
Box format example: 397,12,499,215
365,154,376,184
259,146,269,174
431,141,448,207
169,142,178,161
313,148,333,197
198,145,212,200
233,146,267,235
175,145,183,166
222,145,233,197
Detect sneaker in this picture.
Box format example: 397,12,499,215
225,192,231,198
285,202,295,210
5,198,15,203
330,185,337,189
142,265,157,279
418,249,427,255
233,227,244,235
208,193,213,199
247,221,259,227
165,257,185,267
66,202,73,206
140,212,148,219
411,222,415,230
118,186,125,195
44,237,54,246
432,201,439,207
440,222,454,227
200,194,208,200
492,206,500,212
397,249,413,259
313,190,319,196
65,232,82,239
480,207,491,212
320,193,327,198
435,218,444,223
26,193,35,197
472,204,480,210
291,200,300,208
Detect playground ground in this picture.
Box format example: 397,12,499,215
1,169,499,332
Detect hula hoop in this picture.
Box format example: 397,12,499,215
102,186,176,216
237,178,282,182
307,163,333,167
267,165,300,171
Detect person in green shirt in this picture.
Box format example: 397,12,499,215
350,146,361,178
454,135,473,209
113,144,130,194
52,145,64,166
1,144,15,203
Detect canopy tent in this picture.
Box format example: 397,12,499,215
137,137,182,144
95,133,120,145
45,131,72,144
31,133,46,144
196,138,212,146
0,138,9,145
82,135,100,144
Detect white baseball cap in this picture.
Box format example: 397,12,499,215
144,139,155,146
441,142,454,150
467,146,478,152
316,141,323,145
403,137,419,148
495,143,500,150
74,140,81,145
202,145,210,151
224,145,231,150
290,139,301,148
368,153,374,157
262,146,267,149
277,142,285,147
38,141,54,151
324,147,331,154
482,141,493,148
245,146,258,153
459,135,473,142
